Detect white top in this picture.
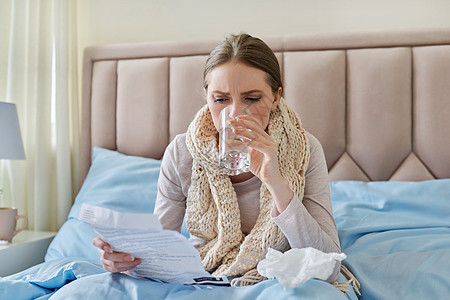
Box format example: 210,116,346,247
154,132,341,282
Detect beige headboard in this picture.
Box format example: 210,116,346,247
81,28,450,185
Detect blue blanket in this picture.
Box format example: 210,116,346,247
0,258,355,300
330,179,450,300
0,149,357,299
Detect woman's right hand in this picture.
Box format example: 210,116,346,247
93,236,142,273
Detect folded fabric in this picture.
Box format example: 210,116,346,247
1,257,357,300
0,258,106,300
257,247,346,290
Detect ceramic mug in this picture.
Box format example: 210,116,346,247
0,207,28,242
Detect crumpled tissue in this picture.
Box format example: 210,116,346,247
257,247,346,290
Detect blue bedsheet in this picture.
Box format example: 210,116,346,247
330,179,450,300
0,258,356,300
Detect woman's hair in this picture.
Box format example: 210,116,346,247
203,33,283,95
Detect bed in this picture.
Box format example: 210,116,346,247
1,28,450,300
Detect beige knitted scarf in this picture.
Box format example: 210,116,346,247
184,97,310,286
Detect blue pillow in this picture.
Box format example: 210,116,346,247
45,219,100,261
69,147,162,218
46,147,162,261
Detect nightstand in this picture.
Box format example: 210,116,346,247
0,230,56,277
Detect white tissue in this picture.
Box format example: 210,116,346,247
257,247,346,290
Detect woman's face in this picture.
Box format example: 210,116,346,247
205,62,282,131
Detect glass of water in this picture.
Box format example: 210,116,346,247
219,105,251,175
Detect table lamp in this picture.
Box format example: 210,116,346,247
0,102,26,201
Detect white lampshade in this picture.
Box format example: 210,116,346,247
0,102,25,160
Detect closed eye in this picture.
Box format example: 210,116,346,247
245,96,262,102
214,98,228,102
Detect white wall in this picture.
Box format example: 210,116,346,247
77,0,450,50
75,0,450,96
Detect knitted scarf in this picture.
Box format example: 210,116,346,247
185,97,310,285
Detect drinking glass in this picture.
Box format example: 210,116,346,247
219,106,252,175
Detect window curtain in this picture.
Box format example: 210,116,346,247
0,0,80,231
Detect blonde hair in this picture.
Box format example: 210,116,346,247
203,33,283,95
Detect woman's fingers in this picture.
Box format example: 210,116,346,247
99,248,141,273
102,249,136,262
228,115,283,183
229,118,275,155
229,118,270,147
229,115,266,136
93,236,141,273
93,236,113,253
98,248,142,273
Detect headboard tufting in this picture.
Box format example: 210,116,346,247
81,28,450,184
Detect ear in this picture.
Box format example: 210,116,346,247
271,87,283,111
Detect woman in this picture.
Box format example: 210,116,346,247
94,33,341,286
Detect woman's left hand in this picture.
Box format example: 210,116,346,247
228,115,280,184
228,115,294,214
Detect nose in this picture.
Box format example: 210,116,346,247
228,105,240,119
228,104,247,119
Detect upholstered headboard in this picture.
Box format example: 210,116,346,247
81,28,450,185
